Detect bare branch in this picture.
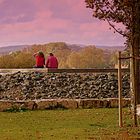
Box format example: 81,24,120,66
106,18,127,36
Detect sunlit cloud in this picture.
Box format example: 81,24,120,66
0,0,125,47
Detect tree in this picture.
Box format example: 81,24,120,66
0,55,15,68
85,0,140,126
79,46,105,68
66,46,107,68
66,52,82,68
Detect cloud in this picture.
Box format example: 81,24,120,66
0,0,37,24
0,0,125,47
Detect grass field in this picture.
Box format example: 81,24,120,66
0,108,140,140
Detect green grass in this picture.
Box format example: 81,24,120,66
0,108,140,140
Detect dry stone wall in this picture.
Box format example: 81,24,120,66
0,71,130,111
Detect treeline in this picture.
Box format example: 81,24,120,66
0,42,119,68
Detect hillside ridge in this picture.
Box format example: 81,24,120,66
0,43,124,55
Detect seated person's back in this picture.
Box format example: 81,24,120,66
46,53,58,68
34,51,45,68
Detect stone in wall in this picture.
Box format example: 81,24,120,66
0,101,12,111
36,99,58,110
57,99,78,109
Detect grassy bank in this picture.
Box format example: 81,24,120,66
0,108,140,140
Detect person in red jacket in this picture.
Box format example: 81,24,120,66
33,51,45,68
46,53,58,68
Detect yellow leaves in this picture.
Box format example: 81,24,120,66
0,43,115,68
0,51,34,68
66,46,106,68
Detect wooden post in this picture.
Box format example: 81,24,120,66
118,51,123,127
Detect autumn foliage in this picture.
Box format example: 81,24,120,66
0,42,118,68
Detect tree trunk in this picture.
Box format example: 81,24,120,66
129,0,140,126
134,1,140,104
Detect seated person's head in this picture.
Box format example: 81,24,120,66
49,53,54,56
38,51,44,57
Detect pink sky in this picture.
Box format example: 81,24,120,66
0,0,126,47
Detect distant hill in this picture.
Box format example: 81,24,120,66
67,44,83,51
0,43,124,55
96,45,125,51
68,44,125,51
0,45,31,55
